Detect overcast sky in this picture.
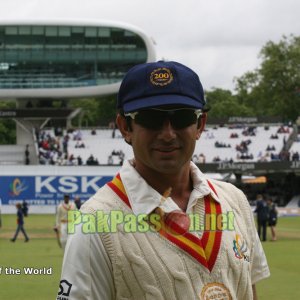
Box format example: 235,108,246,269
0,0,299,91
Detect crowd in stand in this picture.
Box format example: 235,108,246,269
35,123,300,166
194,124,299,163
37,127,94,166
235,139,252,153
204,131,215,139
86,154,99,166
277,125,290,134
215,141,231,148
36,127,128,166
107,149,125,165
230,133,239,138
192,153,206,164
242,126,257,136
36,128,66,165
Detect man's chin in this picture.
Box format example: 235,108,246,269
152,160,182,174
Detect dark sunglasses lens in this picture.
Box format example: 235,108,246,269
170,110,198,129
134,110,165,130
134,110,198,130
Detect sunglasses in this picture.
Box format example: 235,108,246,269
124,108,203,130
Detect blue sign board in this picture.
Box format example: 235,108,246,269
0,175,113,205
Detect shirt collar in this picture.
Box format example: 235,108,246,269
119,160,220,215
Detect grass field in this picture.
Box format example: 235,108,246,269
0,214,63,300
0,214,299,299
256,216,300,300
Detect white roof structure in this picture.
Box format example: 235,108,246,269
0,19,156,99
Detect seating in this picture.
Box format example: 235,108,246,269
36,124,297,165
0,145,25,165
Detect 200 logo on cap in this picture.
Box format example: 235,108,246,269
150,68,173,86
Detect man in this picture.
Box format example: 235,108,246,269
74,196,82,210
267,198,278,241
22,200,29,217
11,203,29,242
54,194,76,249
255,194,269,242
57,61,270,299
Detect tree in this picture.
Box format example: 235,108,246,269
205,88,253,118
259,35,300,120
96,94,118,126
0,100,16,144
235,35,300,121
71,95,117,127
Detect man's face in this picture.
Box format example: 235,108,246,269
119,108,206,175
64,196,69,204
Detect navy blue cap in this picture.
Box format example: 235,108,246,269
117,61,206,113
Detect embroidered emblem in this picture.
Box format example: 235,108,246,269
232,234,249,262
200,282,232,300
150,67,173,86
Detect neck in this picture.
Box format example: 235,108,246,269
133,161,193,211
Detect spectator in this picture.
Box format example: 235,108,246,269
198,153,206,164
267,198,278,241
192,154,199,163
74,197,82,210
10,203,29,242
75,141,85,148
25,144,30,165
292,151,299,161
255,195,269,242
77,156,83,166
73,129,82,141
54,127,63,137
22,200,29,217
107,155,113,165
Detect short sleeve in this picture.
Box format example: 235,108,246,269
57,223,115,299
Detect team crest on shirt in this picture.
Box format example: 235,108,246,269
232,234,250,262
200,282,232,300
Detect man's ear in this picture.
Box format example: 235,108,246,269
196,113,207,140
116,113,132,144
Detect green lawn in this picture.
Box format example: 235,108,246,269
0,214,63,300
0,214,299,299
256,216,300,300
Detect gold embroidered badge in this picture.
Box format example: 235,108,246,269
200,282,232,300
150,67,173,86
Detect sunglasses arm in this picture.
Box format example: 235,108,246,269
124,112,138,120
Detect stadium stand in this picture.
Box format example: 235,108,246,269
194,124,292,163
289,133,300,161
285,195,300,208
1,121,299,212
0,145,26,165
36,127,133,166
35,123,298,166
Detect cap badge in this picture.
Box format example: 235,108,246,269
150,68,173,86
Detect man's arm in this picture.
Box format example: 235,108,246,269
57,223,115,299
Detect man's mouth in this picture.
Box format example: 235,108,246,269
153,146,180,153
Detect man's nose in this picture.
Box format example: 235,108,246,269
157,119,176,141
